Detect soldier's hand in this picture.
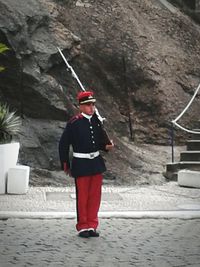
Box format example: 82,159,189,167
63,162,72,177
105,140,114,151
66,169,72,177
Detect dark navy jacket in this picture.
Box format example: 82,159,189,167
59,113,107,178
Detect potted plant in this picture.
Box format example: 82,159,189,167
0,103,21,194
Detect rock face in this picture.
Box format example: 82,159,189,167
0,0,80,120
0,0,199,185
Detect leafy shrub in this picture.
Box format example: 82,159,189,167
0,104,21,144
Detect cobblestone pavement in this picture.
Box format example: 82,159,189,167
1,218,200,267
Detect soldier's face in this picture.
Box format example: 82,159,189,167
80,102,95,115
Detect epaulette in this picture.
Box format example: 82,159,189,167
68,113,83,124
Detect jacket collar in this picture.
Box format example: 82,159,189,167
81,112,92,121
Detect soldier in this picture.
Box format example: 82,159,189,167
59,91,114,238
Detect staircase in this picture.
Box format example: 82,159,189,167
165,123,200,180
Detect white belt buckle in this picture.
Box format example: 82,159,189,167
89,153,95,159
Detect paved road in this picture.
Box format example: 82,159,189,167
1,218,200,267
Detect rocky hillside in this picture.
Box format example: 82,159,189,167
0,0,199,185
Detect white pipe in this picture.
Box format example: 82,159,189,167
173,83,200,123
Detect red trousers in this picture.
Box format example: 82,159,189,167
75,173,103,232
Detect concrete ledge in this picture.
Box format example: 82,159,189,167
178,169,200,188
1,210,200,220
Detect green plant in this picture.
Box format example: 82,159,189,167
0,43,9,72
0,104,21,144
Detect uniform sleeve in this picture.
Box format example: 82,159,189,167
58,122,72,171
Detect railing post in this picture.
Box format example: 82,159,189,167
171,122,174,163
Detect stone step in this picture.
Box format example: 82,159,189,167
166,161,200,172
166,162,180,173
180,151,200,161
165,121,200,181
186,140,200,151
191,129,200,140
165,161,200,180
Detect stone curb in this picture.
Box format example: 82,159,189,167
1,210,200,219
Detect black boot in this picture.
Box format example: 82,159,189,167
78,230,90,238
88,229,99,237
